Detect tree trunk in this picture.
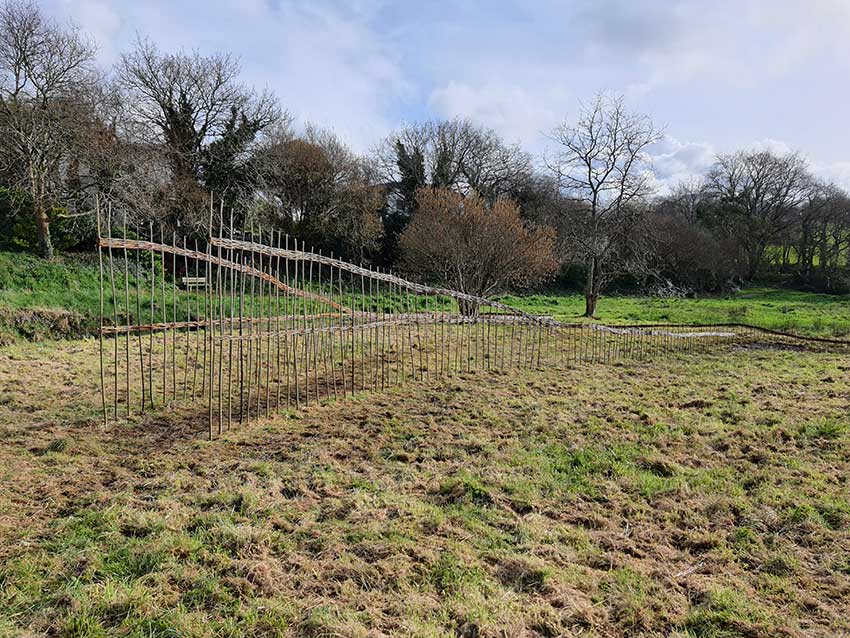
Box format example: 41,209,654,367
458,298,480,318
584,293,598,318
34,199,53,260
583,257,598,317
745,243,765,281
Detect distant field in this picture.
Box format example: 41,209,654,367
501,289,850,337
1,251,848,341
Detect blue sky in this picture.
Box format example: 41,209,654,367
45,0,850,190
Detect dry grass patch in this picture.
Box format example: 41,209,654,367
0,339,848,636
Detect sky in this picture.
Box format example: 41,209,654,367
43,0,850,191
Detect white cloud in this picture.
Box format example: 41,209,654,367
36,0,850,186
428,82,569,148
44,0,413,153
645,135,716,193
815,161,850,191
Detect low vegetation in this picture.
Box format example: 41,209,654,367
1,338,848,637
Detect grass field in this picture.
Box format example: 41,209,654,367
1,336,848,637
502,289,850,337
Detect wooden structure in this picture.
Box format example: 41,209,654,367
97,204,844,438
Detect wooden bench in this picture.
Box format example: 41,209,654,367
181,276,207,289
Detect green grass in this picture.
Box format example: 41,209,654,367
500,288,850,337
1,337,849,636
1,251,848,343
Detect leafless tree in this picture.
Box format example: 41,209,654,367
374,118,531,200
546,94,661,316
117,38,284,225
256,125,384,261
399,187,557,315
0,0,99,258
791,182,850,286
704,149,813,280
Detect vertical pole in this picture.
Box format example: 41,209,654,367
283,233,293,409
96,197,107,425
302,240,310,406
378,268,387,391
106,206,118,420
159,223,167,407
274,230,283,413
309,247,320,403
367,266,375,389
171,227,178,403
122,207,131,417
216,206,224,434
331,252,342,396
136,224,146,412
256,225,265,417
181,232,191,401
206,198,214,439
289,235,300,409
227,210,235,428
265,231,273,416
360,263,367,391
149,221,156,408
246,223,255,419
238,228,247,422
191,238,202,400
348,270,357,396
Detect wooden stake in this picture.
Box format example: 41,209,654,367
122,207,131,416
97,197,107,425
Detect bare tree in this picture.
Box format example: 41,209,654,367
375,119,531,199
256,126,384,261
399,187,557,315
547,94,661,316
791,182,850,288
704,149,812,280
117,38,284,226
0,0,98,258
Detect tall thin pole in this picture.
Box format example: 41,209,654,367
122,207,131,417
135,223,146,412
206,197,215,439
181,232,192,401
106,206,119,419
227,210,236,428
171,227,178,402
274,230,283,412
148,221,156,408
159,223,167,406
96,198,106,425
216,204,225,434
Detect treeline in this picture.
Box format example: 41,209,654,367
1,1,847,317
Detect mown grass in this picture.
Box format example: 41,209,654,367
1,337,848,637
501,287,850,337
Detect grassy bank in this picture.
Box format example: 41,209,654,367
1,251,848,342
1,338,848,637
0,251,102,342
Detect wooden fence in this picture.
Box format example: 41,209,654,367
97,207,848,438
